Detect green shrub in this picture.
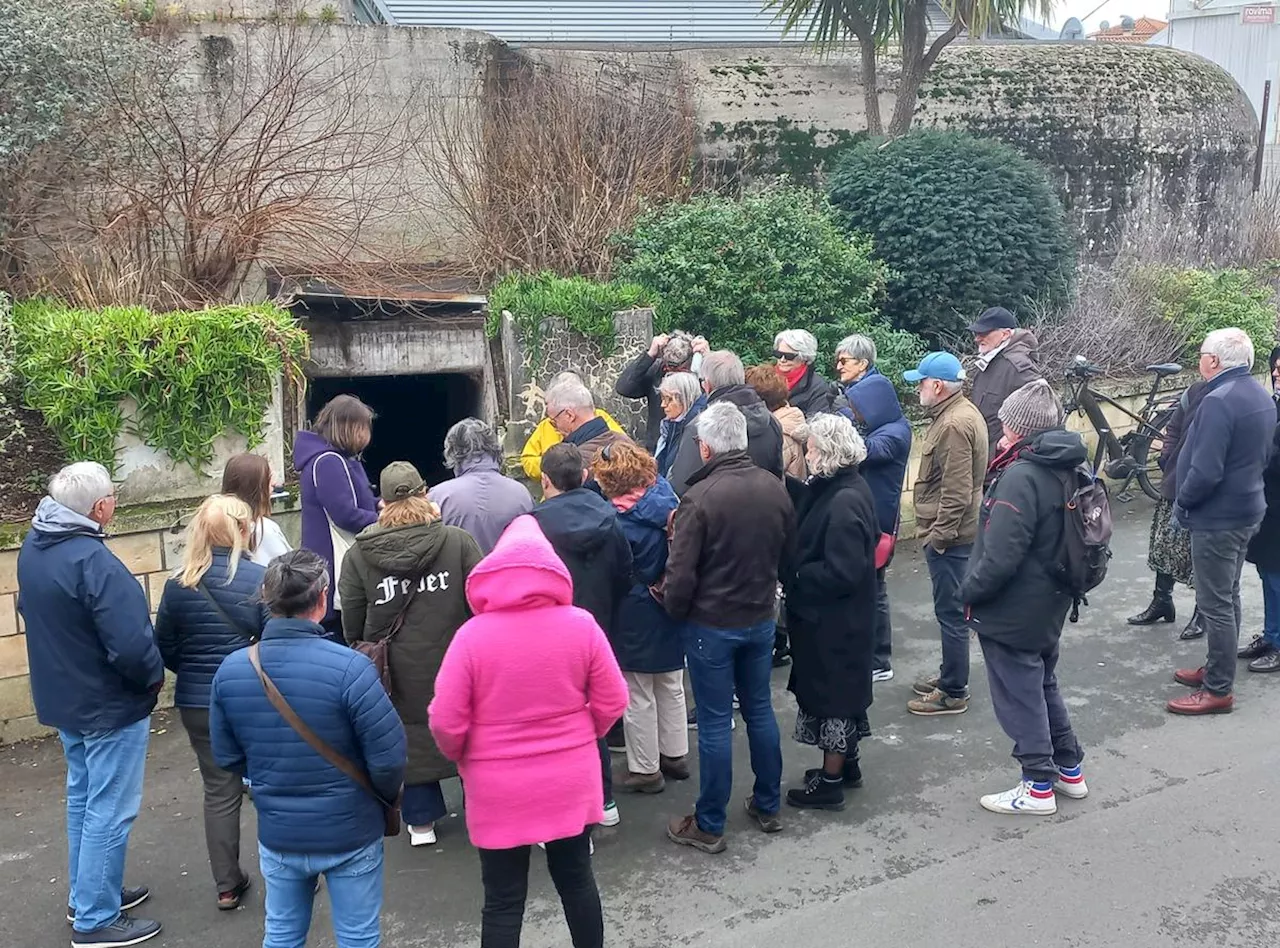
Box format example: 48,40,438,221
487,271,654,356
611,186,922,382
12,301,307,472
1142,266,1278,363
827,131,1075,341
0,294,22,453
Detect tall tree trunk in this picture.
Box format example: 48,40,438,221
857,33,883,137
887,1,962,137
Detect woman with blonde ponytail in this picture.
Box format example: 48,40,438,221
156,494,270,911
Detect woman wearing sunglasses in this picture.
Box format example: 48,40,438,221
773,329,837,418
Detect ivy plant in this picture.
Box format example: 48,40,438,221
487,271,654,357
12,301,307,473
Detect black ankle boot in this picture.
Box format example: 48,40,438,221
1128,574,1176,625
787,771,846,811
804,761,863,789
1179,606,1205,640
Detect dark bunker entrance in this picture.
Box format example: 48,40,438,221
306,373,481,490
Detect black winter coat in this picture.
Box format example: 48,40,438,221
1158,380,1209,502
613,477,684,672
156,550,270,709
787,365,838,418
783,467,878,720
959,429,1088,651
1247,347,1280,571
668,385,784,496
614,352,666,451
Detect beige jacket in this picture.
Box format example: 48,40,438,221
774,406,808,480
913,392,989,550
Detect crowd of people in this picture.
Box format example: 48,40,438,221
15,308,1280,948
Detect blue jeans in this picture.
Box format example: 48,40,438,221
259,839,384,948
400,782,447,827
1257,566,1280,648
60,717,151,934
925,543,972,697
682,619,782,836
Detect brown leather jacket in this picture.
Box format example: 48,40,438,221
913,392,989,550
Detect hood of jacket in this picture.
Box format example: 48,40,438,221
466,514,572,613
354,519,448,574
711,383,771,421
532,488,620,558
1020,428,1088,470
621,477,679,530
293,429,344,469
29,497,104,545
845,372,905,431
774,405,806,436
1000,329,1040,364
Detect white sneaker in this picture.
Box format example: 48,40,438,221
408,824,437,846
601,802,620,827
872,668,894,683
979,780,1057,815
1054,770,1089,800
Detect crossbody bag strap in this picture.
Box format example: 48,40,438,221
247,643,387,805
196,581,258,642
383,571,428,641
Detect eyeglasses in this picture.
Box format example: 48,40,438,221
835,356,854,366
773,349,800,362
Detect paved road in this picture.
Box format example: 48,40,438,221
4,497,1280,948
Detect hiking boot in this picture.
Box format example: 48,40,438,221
1249,650,1280,673
1054,765,1089,800
1127,595,1175,625
786,771,846,811
1237,635,1275,660
1167,690,1234,715
979,779,1057,815
804,758,863,789
660,755,690,780
217,875,252,910
1173,666,1205,687
622,771,665,794
907,688,968,716
71,913,161,947
744,796,784,833
1179,608,1205,641
67,887,150,925
911,674,940,697
667,815,726,854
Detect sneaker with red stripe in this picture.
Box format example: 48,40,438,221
979,779,1057,815
1055,765,1089,800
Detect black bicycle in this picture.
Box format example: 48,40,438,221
1060,356,1182,502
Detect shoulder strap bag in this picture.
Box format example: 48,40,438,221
315,451,361,610
352,573,425,697
247,644,401,837
196,581,260,643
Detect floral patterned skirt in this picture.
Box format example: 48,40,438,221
794,709,868,755
1148,499,1194,586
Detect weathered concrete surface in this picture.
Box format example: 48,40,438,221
3,497,1280,948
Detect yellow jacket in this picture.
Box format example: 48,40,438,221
520,409,625,480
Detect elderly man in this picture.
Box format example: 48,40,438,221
1168,328,1276,715
544,378,631,468
667,350,784,495
773,328,836,417
902,353,989,717
663,403,795,854
967,307,1044,458
431,417,533,553
18,462,164,947
616,331,707,451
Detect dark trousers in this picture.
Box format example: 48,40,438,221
926,543,972,697
979,637,1083,784
179,707,247,893
873,567,892,671
478,830,602,948
598,739,613,805
1192,525,1255,695
401,782,448,826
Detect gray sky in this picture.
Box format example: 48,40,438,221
1046,0,1171,31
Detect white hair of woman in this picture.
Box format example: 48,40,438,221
443,417,504,473
835,334,877,365
48,462,115,516
696,402,748,455
805,413,867,478
657,372,703,414
1201,327,1255,371
774,329,819,365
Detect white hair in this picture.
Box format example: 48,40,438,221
696,402,748,455
1202,327,1255,371
939,379,964,396
699,350,745,390
836,333,877,365
548,370,583,389
545,380,595,413
48,462,114,516
443,417,503,472
774,329,819,364
806,414,867,478
657,371,702,411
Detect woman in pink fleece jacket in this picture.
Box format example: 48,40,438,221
429,514,628,948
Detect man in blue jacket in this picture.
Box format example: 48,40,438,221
210,549,406,947
1170,328,1276,715
18,462,164,947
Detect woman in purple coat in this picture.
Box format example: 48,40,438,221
293,395,380,641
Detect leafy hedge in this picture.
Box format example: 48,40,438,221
1142,267,1279,363
12,301,307,472
0,294,20,453
611,187,924,383
828,131,1075,341
487,271,653,355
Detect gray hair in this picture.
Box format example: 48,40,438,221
938,379,964,397
836,333,877,365
696,402,748,456
548,370,583,389
699,350,745,391
806,414,867,478
657,371,702,412
545,380,595,413
661,331,695,369
443,417,502,472
1202,327,1255,371
48,462,114,516
262,549,329,618
774,329,819,364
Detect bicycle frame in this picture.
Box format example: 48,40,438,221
1063,372,1174,474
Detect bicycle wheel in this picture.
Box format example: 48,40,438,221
1131,434,1162,501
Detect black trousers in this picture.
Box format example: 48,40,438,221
478,830,603,948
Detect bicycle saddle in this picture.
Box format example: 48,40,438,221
1146,363,1182,377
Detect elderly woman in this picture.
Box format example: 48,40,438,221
654,371,707,480
833,333,880,397
431,417,534,554
774,329,836,418
783,414,879,813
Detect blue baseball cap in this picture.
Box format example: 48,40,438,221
903,352,966,384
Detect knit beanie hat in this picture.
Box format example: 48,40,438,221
998,379,1063,437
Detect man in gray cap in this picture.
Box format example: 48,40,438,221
958,379,1089,816
967,306,1044,459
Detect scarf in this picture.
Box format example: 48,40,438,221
777,362,808,391
975,336,1014,372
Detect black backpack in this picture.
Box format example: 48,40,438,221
1050,464,1113,622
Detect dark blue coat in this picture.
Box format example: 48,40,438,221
655,395,707,480
209,618,406,855
844,370,912,536
17,498,164,733
531,489,633,637
613,478,684,673
1175,365,1276,532
155,550,270,709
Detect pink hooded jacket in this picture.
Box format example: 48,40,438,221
428,514,628,849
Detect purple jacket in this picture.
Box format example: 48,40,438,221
430,457,534,554
293,430,379,618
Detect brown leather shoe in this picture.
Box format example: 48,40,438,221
1173,667,1205,687
217,875,252,911
659,755,690,780
667,815,726,854
622,771,665,794
1166,690,1234,715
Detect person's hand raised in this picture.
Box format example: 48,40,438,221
648,333,670,358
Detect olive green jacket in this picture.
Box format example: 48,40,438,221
912,393,989,550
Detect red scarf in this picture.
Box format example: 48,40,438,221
777,363,808,391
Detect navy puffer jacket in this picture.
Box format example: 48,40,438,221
209,618,406,855
613,477,684,673
155,550,270,709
